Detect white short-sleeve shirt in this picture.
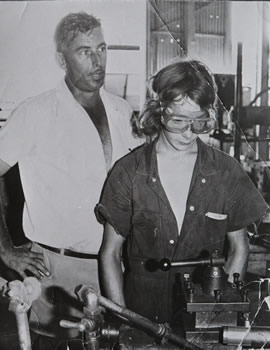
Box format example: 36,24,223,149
0,80,140,253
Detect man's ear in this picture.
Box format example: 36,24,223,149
56,52,67,71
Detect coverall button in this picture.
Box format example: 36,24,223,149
169,239,175,244
201,178,206,184
152,177,157,182
189,205,195,211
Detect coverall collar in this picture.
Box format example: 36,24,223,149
140,136,219,178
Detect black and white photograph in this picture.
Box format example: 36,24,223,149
0,1,269,349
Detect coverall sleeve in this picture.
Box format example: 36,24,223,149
226,160,269,232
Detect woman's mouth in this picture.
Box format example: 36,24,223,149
177,139,195,146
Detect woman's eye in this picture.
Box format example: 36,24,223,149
194,121,206,127
172,118,188,123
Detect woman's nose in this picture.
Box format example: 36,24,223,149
182,124,193,138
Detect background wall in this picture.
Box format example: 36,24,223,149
0,0,147,119
231,1,264,98
147,1,269,103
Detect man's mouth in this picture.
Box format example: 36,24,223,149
90,70,105,80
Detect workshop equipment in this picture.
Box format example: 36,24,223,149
60,284,203,350
1,277,41,350
60,287,119,350
185,274,249,350
158,250,250,350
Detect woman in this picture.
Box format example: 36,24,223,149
96,60,268,324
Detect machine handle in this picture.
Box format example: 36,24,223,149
60,320,86,332
60,319,95,332
159,256,225,271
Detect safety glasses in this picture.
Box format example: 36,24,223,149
163,115,216,134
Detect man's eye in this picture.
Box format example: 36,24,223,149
80,50,90,56
99,46,107,52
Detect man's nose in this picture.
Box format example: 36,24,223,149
90,52,101,67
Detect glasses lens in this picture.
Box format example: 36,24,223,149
191,118,216,134
165,118,189,133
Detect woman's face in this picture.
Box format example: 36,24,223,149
160,97,205,151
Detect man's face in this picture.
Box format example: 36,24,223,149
62,27,107,93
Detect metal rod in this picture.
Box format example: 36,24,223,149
15,313,32,350
234,42,243,162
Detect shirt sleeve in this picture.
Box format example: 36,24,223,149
0,100,38,166
95,160,132,238
226,160,269,232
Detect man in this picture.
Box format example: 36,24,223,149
96,60,269,325
0,12,139,341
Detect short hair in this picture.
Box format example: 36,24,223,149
54,12,101,53
136,60,218,137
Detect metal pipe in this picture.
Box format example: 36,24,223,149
2,277,41,350
223,326,270,347
15,312,32,350
75,285,202,350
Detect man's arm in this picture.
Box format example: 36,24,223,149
0,158,50,279
99,222,126,306
224,228,249,283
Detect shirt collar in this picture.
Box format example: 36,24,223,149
57,78,74,98
56,78,108,110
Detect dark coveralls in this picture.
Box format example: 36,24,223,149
96,138,268,324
